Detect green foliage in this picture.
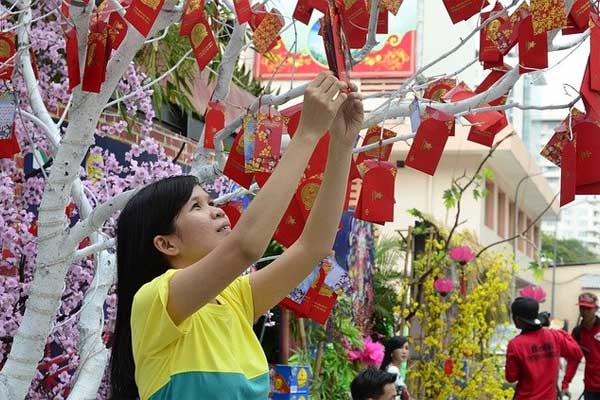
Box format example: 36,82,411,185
443,184,460,209
541,232,599,264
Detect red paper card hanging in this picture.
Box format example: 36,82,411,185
65,28,81,91
423,78,457,102
219,200,243,228
560,140,576,207
180,0,205,36
539,108,585,166
324,1,350,84
307,284,338,324
356,126,397,166
443,0,489,24
574,121,600,187
234,0,252,24
562,14,588,35
0,33,16,81
203,101,225,149
250,113,284,173
405,107,454,176
377,9,388,34
108,12,128,50
293,0,315,25
518,15,548,74
338,0,369,49
295,176,322,221
0,123,20,159
253,8,284,54
82,25,109,93
479,3,505,66
475,65,510,106
381,0,403,15
249,4,267,31
569,0,592,30
494,1,529,55
581,57,600,120
355,160,396,224
590,14,600,92
223,129,254,189
125,0,166,37
467,112,508,147
530,0,567,35
281,103,303,137
443,82,504,131
189,19,219,71
273,198,307,248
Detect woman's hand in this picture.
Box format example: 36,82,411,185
329,82,364,147
297,72,348,141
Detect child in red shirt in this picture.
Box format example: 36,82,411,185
505,297,583,400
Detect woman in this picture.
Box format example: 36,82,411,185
109,72,364,399
380,336,411,400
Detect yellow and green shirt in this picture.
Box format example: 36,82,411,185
131,270,269,400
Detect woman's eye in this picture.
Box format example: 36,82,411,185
193,202,201,209
208,200,215,207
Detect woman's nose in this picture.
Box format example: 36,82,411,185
212,206,225,218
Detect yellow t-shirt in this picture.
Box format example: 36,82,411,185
131,270,269,400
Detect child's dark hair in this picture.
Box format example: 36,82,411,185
350,367,397,400
109,175,199,399
380,336,408,370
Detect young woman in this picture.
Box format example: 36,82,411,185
380,336,411,400
109,72,364,400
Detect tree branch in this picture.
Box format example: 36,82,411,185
73,238,116,261
352,0,380,65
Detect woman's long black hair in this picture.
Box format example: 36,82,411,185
109,175,199,399
380,336,408,370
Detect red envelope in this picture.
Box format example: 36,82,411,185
530,0,567,34
251,113,284,173
569,0,592,29
377,9,389,34
223,129,254,189
467,112,508,147
562,13,588,35
281,103,303,136
576,182,600,195
327,1,350,84
125,0,165,37
307,271,338,324
574,121,600,187
65,28,80,91
539,108,584,166
590,14,600,92
474,65,510,106
108,12,128,50
355,160,396,224
479,3,505,66
82,24,109,93
560,140,576,206
234,0,252,24
423,78,457,102
581,57,600,120
405,107,454,176
443,0,489,24
518,15,548,74
180,0,205,36
0,33,16,80
293,0,315,25
220,200,244,228
381,0,403,15
356,126,397,165
188,18,219,71
273,198,306,248
203,101,225,149
253,8,284,54
443,82,504,130
0,123,20,159
338,0,369,49
494,1,529,55
295,176,322,221
249,4,267,30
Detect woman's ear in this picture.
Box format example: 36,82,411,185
153,235,180,257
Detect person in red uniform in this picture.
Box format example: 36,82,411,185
505,296,583,400
563,293,600,400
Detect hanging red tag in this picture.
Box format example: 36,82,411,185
355,160,396,224
539,108,585,166
356,126,397,166
249,4,267,30
443,82,504,131
273,198,307,248
234,0,252,24
381,0,403,15
0,33,16,81
253,8,284,54
530,0,567,35
560,140,576,207
281,103,303,137
180,0,205,36
443,0,489,24
474,65,510,106
0,93,16,141
518,15,548,74
82,24,109,93
479,4,505,67
581,57,600,120
574,121,600,187
65,28,81,91
494,2,529,55
569,0,592,30
189,18,219,71
293,0,314,25
295,176,322,221
338,0,369,49
125,0,165,37
467,113,508,147
0,122,20,159
219,200,244,228
590,14,600,92
250,113,284,173
562,13,588,35
377,9,388,34
203,101,225,149
423,78,457,102
223,129,255,189
405,107,454,176
108,11,128,50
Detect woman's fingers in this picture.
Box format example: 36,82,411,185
309,71,332,88
325,80,348,99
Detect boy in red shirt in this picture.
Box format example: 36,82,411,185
563,293,600,400
505,297,583,400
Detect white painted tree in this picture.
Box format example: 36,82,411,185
0,0,595,398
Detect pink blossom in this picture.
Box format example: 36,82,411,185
519,285,546,302
434,277,454,296
449,246,476,265
347,337,385,368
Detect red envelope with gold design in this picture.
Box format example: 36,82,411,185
494,1,529,55
443,0,489,24
281,103,303,136
65,28,80,91
569,0,592,30
274,197,306,248
180,0,205,36
423,78,457,102
479,3,505,66
467,112,508,147
188,18,219,71
518,15,548,74
223,129,254,189
324,1,350,84
356,126,397,166
540,108,584,166
0,33,16,81
294,0,315,25
203,101,225,149
108,12,128,50
82,23,109,93
307,267,338,324
405,107,454,176
381,0,403,15
581,57,600,120
560,140,576,207
530,0,567,35
562,13,587,35
125,0,165,37
253,8,284,54
443,82,504,130
219,200,244,228
338,0,369,49
377,9,388,34
251,113,284,173
590,14,600,91
234,0,252,24
574,121,600,187
355,160,396,224
475,65,510,106
0,122,20,159
295,176,322,221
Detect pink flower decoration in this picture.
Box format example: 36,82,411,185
519,285,546,302
449,246,475,265
434,278,454,296
346,337,385,368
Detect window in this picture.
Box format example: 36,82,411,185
485,180,495,229
498,190,506,238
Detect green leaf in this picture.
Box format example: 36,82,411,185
483,167,494,180
443,189,456,209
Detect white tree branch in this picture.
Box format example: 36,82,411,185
352,0,380,65
73,238,116,261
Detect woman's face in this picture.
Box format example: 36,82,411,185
158,186,231,267
392,342,409,363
